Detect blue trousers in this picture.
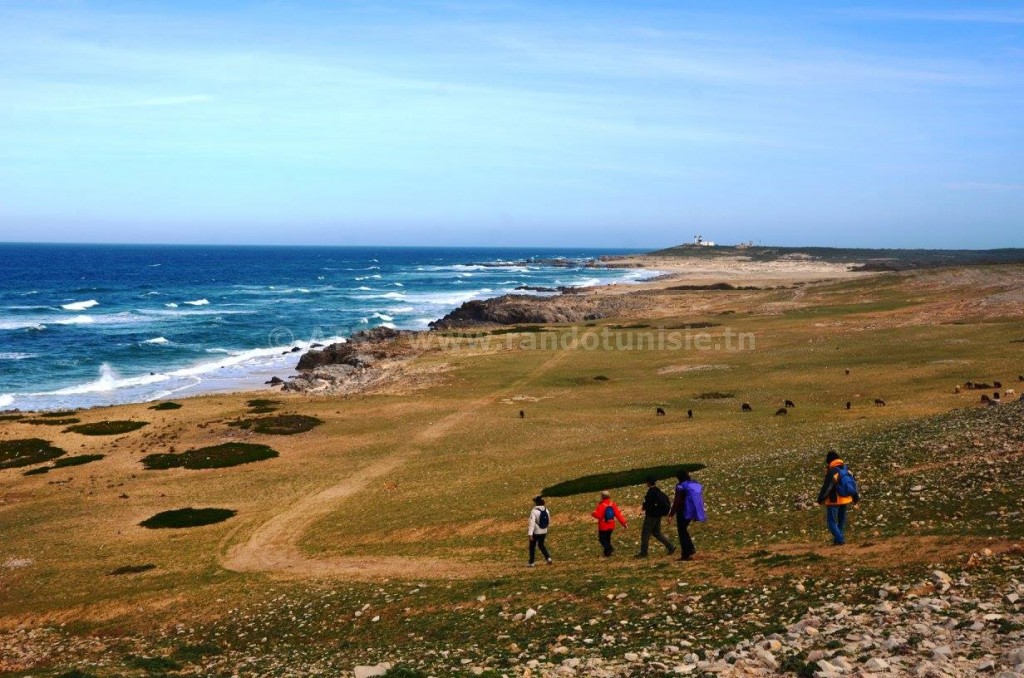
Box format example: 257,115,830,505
826,505,848,544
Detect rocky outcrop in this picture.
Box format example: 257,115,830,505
285,327,414,394
428,294,603,329
294,327,406,371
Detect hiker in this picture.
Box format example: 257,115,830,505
668,470,706,561
527,496,552,567
816,451,860,546
636,476,675,558
592,490,627,557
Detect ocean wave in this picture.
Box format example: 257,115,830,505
165,302,178,308
371,312,394,322
183,298,210,306
393,282,404,287
143,337,171,345
61,299,99,311
387,306,415,313
0,394,13,408
0,352,38,360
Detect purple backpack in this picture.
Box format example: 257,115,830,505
678,480,707,522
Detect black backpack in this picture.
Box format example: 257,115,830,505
652,488,671,517
537,508,549,530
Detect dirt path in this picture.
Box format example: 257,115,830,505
220,338,584,580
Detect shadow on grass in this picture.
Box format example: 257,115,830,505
142,443,278,470
109,564,157,576
542,463,706,497
140,508,236,529
23,454,105,475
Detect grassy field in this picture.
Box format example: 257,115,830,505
0,266,1022,676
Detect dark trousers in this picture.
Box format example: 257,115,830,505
529,534,550,564
598,529,614,556
676,515,696,558
639,513,675,555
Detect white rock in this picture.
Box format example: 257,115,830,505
524,608,537,620
624,652,640,662
931,570,952,592
865,657,890,671
353,664,392,678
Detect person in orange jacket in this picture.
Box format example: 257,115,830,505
592,490,628,557
816,450,860,545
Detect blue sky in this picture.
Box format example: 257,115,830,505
0,1,1021,248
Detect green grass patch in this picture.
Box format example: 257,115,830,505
230,414,323,435
487,325,548,335
65,420,148,436
38,410,78,418
695,391,734,399
142,443,278,470
109,564,157,576
542,463,706,497
0,438,66,469
148,401,183,410
750,551,825,567
26,417,80,426
171,643,222,662
0,413,25,421
139,508,236,529
23,466,50,476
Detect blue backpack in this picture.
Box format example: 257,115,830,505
604,505,615,521
537,508,549,530
835,465,858,498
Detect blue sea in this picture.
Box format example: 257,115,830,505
0,244,653,411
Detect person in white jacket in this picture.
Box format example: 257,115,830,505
527,496,552,567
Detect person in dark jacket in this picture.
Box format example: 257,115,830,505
636,476,675,558
527,496,552,567
816,450,860,545
668,470,706,561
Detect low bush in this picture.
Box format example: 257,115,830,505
0,438,66,469
148,402,182,410
230,414,322,435
542,463,706,497
142,443,278,470
53,454,105,468
65,420,148,436
139,508,236,529
38,410,78,418
27,417,80,426
695,391,735,399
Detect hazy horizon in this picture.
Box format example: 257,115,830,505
1,1,1022,249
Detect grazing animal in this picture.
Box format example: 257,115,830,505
519,410,525,419
775,407,788,416
981,394,990,403
741,403,753,412
874,398,886,406
846,401,851,410
784,399,795,408
988,398,1000,407
954,385,960,394
656,407,666,416
1019,375,1023,382
845,368,850,375
1006,389,1016,396
975,382,992,389
965,381,975,390
687,409,693,419
993,392,1000,400
994,381,1002,389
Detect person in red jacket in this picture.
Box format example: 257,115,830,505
592,490,628,557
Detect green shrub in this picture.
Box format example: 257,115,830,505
38,410,78,417
0,414,25,421
230,414,322,435
142,443,278,470
542,463,706,497
65,420,148,436
109,564,157,575
0,438,66,469
52,454,105,468
148,402,183,411
23,466,50,476
140,508,236,529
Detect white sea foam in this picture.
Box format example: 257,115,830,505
165,302,178,308
183,298,210,306
0,394,13,408
356,286,373,291
393,282,404,287
61,299,99,311
371,312,394,322
0,352,38,360
143,337,170,345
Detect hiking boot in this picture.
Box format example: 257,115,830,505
526,562,535,567
678,555,692,561
545,558,553,565
667,545,677,556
